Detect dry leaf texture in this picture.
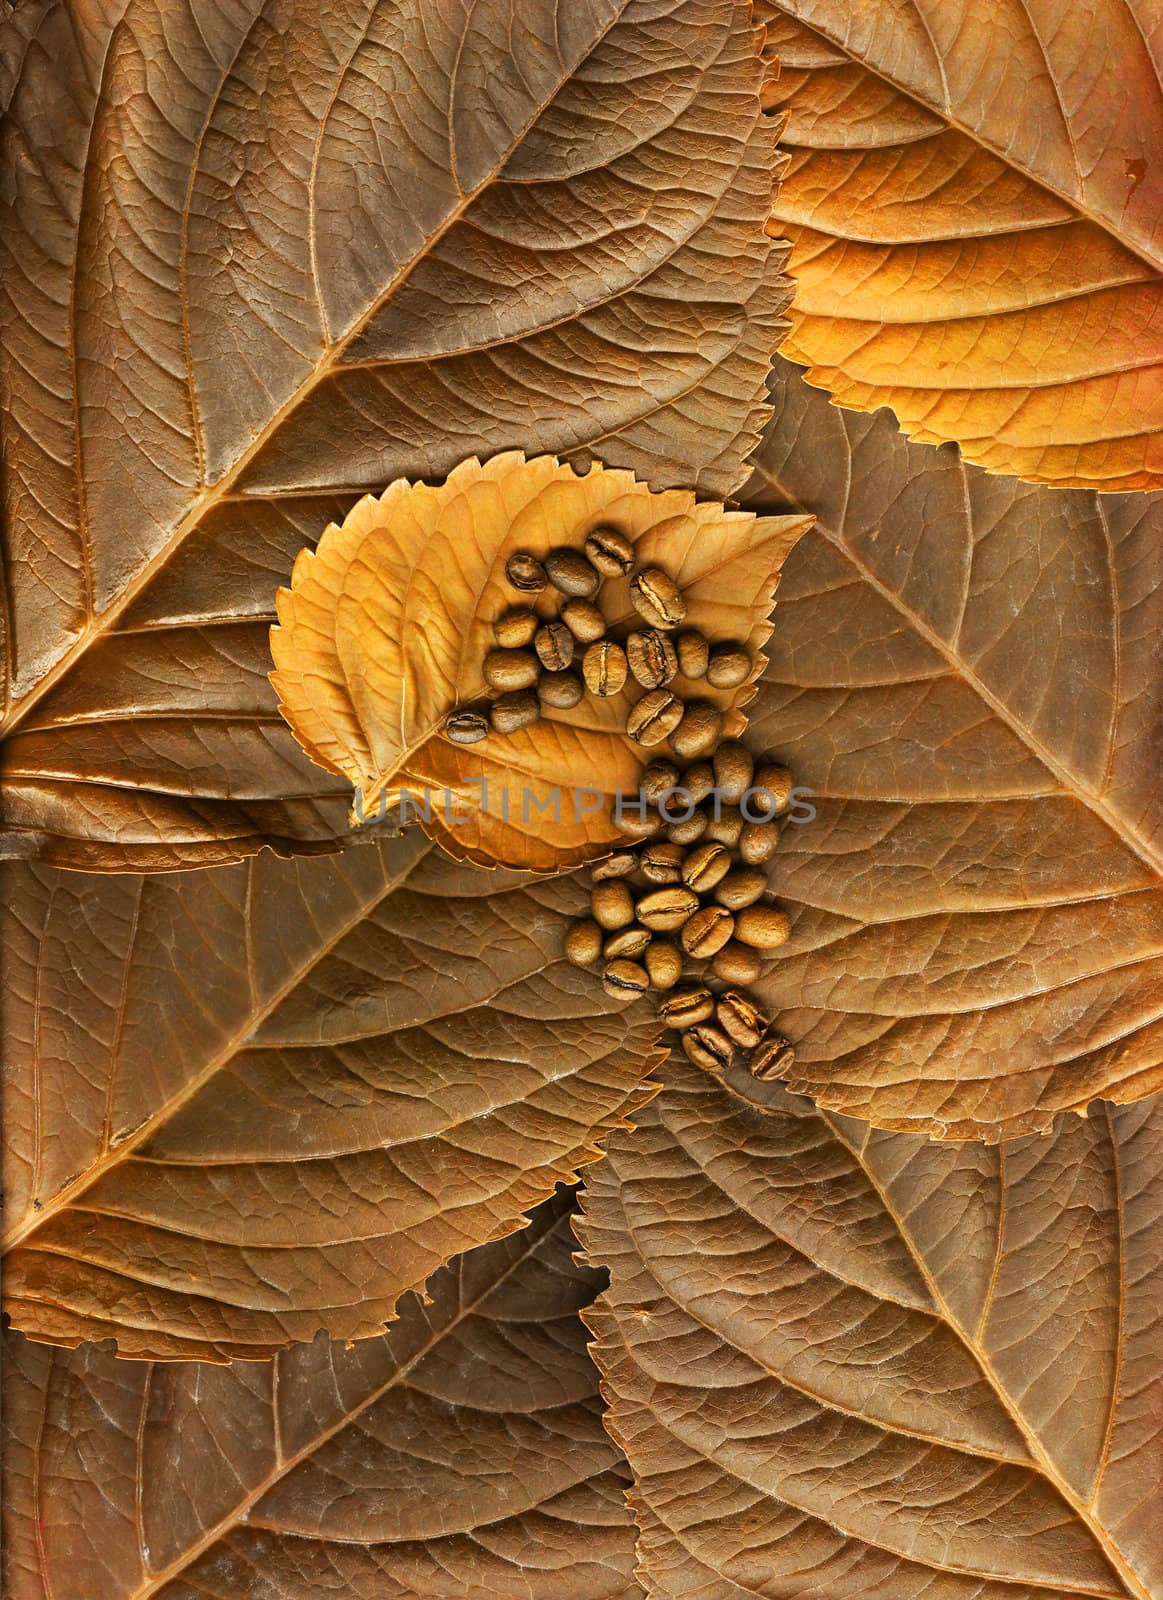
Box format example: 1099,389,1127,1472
741,358,1163,1139
2,1191,642,1600
0,0,788,869
271,452,810,870
759,0,1163,490
0,832,662,1359
581,1062,1163,1600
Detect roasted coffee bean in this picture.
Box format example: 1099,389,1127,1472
534,621,574,671
666,807,708,846
592,850,640,881
710,940,762,984
639,841,685,884
641,759,680,804
602,959,649,1000
627,628,678,689
681,761,715,804
582,639,628,697
683,1022,734,1075
537,669,584,709
738,818,779,865
630,567,686,630
681,841,731,893
750,1030,796,1080
706,640,752,688
681,904,735,958
713,740,753,804
494,606,539,648
584,525,634,577
483,646,539,692
561,598,605,643
645,940,683,990
659,787,698,825
506,551,547,592
716,989,766,1049
627,689,683,747
613,806,664,841
670,699,723,761
636,885,699,932
746,762,794,820
714,867,767,910
705,803,743,848
564,920,603,967
490,690,540,734
591,879,635,930
545,546,600,597
660,984,715,1028
604,925,652,961
675,628,708,679
444,709,488,745
734,903,791,950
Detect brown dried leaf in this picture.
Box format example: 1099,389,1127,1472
759,0,1163,491
2,1191,643,1600
0,0,788,870
740,358,1163,1140
0,833,661,1360
271,452,810,870
580,1062,1163,1600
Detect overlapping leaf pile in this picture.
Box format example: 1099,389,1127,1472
4,1191,641,1600
3,2,1163,1598
0,0,788,870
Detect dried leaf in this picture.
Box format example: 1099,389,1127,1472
0,834,661,1359
2,1191,643,1600
759,0,1163,491
741,358,1163,1140
0,0,788,869
271,452,810,870
580,1062,1163,1600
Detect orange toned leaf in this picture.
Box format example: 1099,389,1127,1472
759,0,1163,491
0,838,662,1361
270,453,811,872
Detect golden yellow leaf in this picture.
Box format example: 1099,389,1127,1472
759,1,1163,492
270,453,811,872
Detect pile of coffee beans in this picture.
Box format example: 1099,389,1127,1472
447,522,796,1086
563,740,795,1082
443,527,759,750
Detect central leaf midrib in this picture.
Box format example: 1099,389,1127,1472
830,533,1161,878
612,1135,1037,1463
126,1200,582,1600
826,1112,1150,1600
747,459,1162,881
0,839,434,1255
